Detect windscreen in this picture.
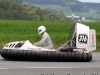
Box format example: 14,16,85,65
15,43,24,48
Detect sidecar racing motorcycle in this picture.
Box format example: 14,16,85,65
0,23,96,62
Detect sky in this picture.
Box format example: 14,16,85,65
79,0,100,3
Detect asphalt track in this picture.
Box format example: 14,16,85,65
0,53,100,75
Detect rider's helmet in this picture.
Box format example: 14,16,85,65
38,25,46,35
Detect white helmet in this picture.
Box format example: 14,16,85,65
38,25,46,34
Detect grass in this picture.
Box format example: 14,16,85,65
0,20,100,52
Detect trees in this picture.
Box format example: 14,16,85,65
0,0,70,21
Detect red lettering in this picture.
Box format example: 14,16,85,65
92,34,94,44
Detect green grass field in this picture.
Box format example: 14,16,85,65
0,20,100,51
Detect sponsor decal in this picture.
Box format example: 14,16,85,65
91,33,95,47
38,47,41,50
78,34,88,43
92,34,94,44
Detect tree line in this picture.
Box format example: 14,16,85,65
23,0,100,13
0,0,70,21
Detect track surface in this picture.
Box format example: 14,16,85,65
0,53,100,75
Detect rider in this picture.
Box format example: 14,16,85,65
33,25,53,49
